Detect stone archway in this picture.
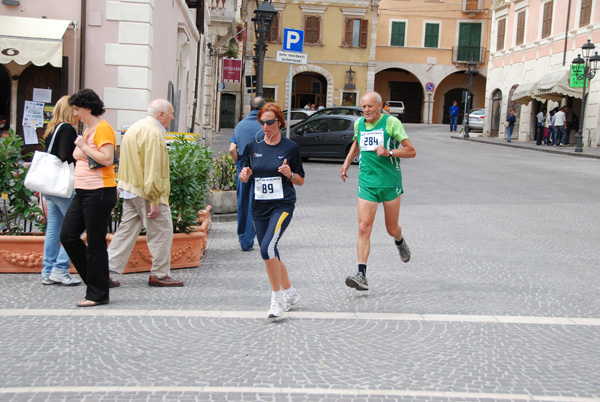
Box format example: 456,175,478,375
374,68,423,123
286,65,334,110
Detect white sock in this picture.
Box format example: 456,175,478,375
283,287,296,296
272,290,283,299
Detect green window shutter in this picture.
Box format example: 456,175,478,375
391,21,405,46
424,23,439,48
458,23,481,61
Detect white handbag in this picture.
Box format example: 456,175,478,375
24,123,75,198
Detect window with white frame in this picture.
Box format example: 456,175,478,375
541,1,553,39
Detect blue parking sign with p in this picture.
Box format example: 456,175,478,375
283,28,304,53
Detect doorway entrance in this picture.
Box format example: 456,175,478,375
220,93,236,129
490,90,502,137
293,73,326,109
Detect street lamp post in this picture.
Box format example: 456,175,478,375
463,59,479,139
252,0,276,97
571,40,600,152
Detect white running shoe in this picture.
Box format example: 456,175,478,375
283,290,300,312
48,272,82,286
267,297,285,321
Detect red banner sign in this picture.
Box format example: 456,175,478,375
223,58,242,83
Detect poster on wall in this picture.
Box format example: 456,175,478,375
33,88,52,103
23,101,44,127
43,105,54,124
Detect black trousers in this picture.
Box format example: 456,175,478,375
536,124,544,145
60,187,117,302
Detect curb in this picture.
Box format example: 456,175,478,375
451,135,600,159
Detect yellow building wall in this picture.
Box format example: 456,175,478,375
259,1,374,108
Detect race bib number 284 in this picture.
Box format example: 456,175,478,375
360,129,384,151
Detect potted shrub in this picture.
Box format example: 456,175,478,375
0,130,46,272
0,134,214,273
207,151,237,214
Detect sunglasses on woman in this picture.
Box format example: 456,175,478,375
259,118,278,126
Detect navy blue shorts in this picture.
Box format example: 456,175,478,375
253,208,293,260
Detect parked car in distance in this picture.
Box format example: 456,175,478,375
387,101,405,121
283,109,316,127
289,114,360,161
465,108,485,131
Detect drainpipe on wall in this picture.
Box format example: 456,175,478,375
562,0,572,66
79,0,86,90
191,38,201,134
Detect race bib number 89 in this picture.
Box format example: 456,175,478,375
255,177,284,200
360,130,384,151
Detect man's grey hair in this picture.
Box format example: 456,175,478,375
147,99,173,117
250,96,266,111
361,92,382,105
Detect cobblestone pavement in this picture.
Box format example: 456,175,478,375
1,125,599,402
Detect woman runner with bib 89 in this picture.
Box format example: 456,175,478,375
239,103,305,321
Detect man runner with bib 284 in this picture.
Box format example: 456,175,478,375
340,92,416,291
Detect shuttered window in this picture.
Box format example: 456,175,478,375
267,13,279,42
580,0,592,27
344,18,368,48
305,16,321,44
515,11,525,45
497,19,505,51
391,21,405,47
424,23,439,48
541,1,553,39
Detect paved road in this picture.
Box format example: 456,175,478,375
1,124,599,401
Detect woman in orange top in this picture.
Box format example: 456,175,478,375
60,89,117,307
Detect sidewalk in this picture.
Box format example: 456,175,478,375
451,133,600,159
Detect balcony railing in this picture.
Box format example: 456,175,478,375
452,46,486,64
462,0,483,13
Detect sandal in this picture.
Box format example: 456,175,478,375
76,299,109,307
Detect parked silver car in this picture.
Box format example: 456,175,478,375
465,108,485,131
283,109,316,127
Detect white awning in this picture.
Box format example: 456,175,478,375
534,70,582,102
0,16,72,68
511,81,538,105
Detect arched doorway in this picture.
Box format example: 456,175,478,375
375,68,423,123
443,88,468,125
506,85,521,138
490,89,502,137
293,73,326,109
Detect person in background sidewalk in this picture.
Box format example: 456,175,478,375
545,110,555,145
41,96,81,286
536,108,546,145
553,106,568,146
506,108,516,143
229,96,265,251
449,101,459,133
61,89,117,307
107,99,183,288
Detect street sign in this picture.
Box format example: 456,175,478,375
283,28,304,53
570,64,586,88
276,50,307,65
426,82,435,92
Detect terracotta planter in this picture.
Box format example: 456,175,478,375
207,189,237,214
0,217,210,274
0,233,53,273
108,217,210,273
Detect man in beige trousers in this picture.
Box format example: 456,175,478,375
108,99,183,287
